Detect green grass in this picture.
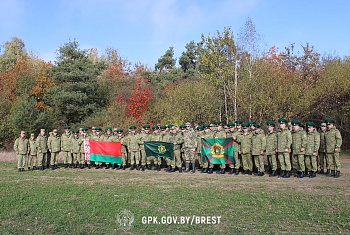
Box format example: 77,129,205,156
1,161,350,234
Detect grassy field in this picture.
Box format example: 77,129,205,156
1,151,350,234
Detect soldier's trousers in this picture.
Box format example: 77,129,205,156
50,152,59,166
154,156,162,165
231,151,240,170
17,154,26,169
253,154,265,172
305,155,317,172
242,153,253,171
63,151,72,164
72,153,79,164
327,152,341,171
318,152,327,170
294,154,305,172
28,154,37,168
197,153,203,167
267,154,277,171
129,151,140,165
37,152,47,167
140,148,146,166
183,148,195,162
170,150,182,168
79,153,85,164
277,152,291,171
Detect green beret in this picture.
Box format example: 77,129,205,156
167,124,173,128
253,123,261,128
180,125,186,129
73,130,79,133
160,125,167,130
214,121,221,126
143,124,150,129
307,122,315,127
116,128,123,133
203,123,210,128
197,126,203,131
278,118,287,124
95,127,102,131
227,122,234,127
242,123,249,128
325,119,335,124
266,121,275,127
82,128,88,131
291,120,301,126
248,121,255,126
152,125,159,130
64,125,70,129
235,120,243,125
129,125,136,130
105,126,112,131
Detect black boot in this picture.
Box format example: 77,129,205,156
192,163,195,173
40,166,44,171
18,168,22,172
309,171,316,178
147,165,151,170
178,167,182,173
170,167,175,172
247,170,252,175
136,165,140,170
297,171,304,178
228,168,234,174
334,171,340,178
216,169,225,174
141,165,145,171
184,162,190,172
33,166,37,170
326,169,331,176
130,164,135,170
28,167,31,171
74,164,77,168
270,170,276,177
64,164,69,168
284,171,291,178
105,164,110,169
305,169,309,177
122,165,126,170
69,164,73,168
88,164,91,169
157,164,161,171
319,169,324,174
54,164,58,169
51,165,55,170
201,168,208,173
166,166,171,172
111,164,115,169
208,168,213,174
235,169,239,175
280,170,285,177
331,170,335,176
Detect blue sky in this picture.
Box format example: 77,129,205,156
1,0,349,68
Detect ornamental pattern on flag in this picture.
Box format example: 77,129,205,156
144,141,174,160
84,139,90,161
201,137,235,165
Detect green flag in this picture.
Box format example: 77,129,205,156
201,137,235,165
144,141,174,160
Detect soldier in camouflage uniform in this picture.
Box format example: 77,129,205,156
291,120,307,178
113,129,127,170
14,131,29,172
201,124,214,174
265,121,278,176
90,127,104,169
159,125,171,171
276,118,292,178
235,120,243,171
227,122,241,175
138,124,152,171
196,126,204,170
318,123,327,174
71,130,83,168
324,119,342,178
252,124,266,176
48,129,61,170
36,129,48,171
214,122,227,174
183,122,197,173
236,123,253,175
305,122,320,178
126,126,140,170
61,126,73,168
168,126,184,172
28,133,38,171
102,126,114,169
150,125,162,170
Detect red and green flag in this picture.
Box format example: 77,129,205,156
89,140,122,164
144,141,174,160
201,137,235,165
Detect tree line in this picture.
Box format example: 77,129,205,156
1,18,349,150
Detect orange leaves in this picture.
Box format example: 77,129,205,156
127,79,154,119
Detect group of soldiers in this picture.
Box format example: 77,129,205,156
13,118,343,178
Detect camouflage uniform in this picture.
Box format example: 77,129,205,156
48,131,61,169
265,127,277,174
138,126,152,170
201,126,214,172
61,130,73,166
305,125,320,177
80,130,89,168
127,127,140,170
151,127,162,169
276,123,292,177
14,132,29,171
291,124,307,177
169,127,184,172
252,127,266,175
114,129,127,169
318,124,327,173
237,128,253,174
71,132,82,167
324,121,342,177
214,126,227,173
28,134,38,170
36,130,48,170
183,124,197,172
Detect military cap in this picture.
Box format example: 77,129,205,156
116,128,123,133
307,122,316,127
242,123,249,128
321,123,326,127
253,123,261,128
53,129,58,133
185,122,191,126
325,119,335,124
196,126,204,131
180,124,186,129
203,123,210,128
214,121,221,126
64,125,70,129
266,121,275,127
278,118,287,123
167,124,173,128
291,120,301,126
143,124,150,129
40,129,46,132
152,125,159,130
30,133,35,136
248,121,255,126
82,128,88,131
227,122,234,127
20,131,26,134
95,127,102,131
209,124,215,127
129,125,136,130
160,125,167,130
91,126,96,130
105,126,112,131
73,130,79,133
235,120,243,125
224,125,229,129
170,126,177,130
305,121,312,127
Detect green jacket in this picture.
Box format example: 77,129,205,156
325,126,342,153
36,134,48,152
29,139,38,156
318,129,326,152
14,137,29,154
183,129,197,148
169,132,183,151
151,132,162,142
102,134,114,142
48,135,61,152
126,133,140,151
61,132,72,152
252,131,266,155
276,128,292,153
71,136,82,153
292,129,307,155
237,132,252,154
305,130,320,155
265,131,277,155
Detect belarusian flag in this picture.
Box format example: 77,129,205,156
144,141,174,160
201,137,235,165
89,140,122,164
